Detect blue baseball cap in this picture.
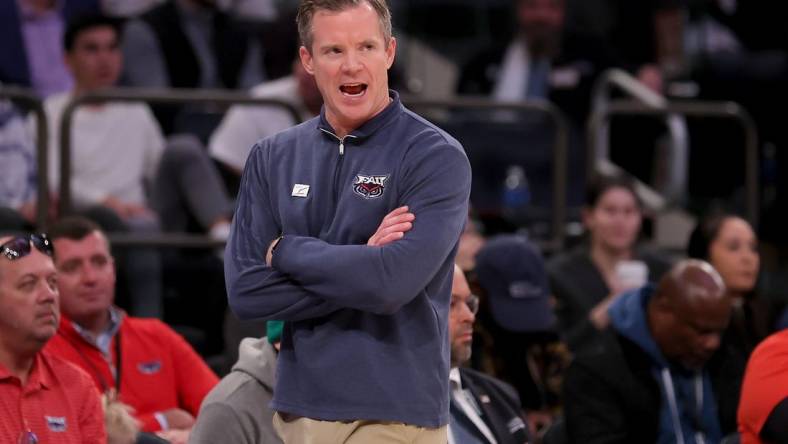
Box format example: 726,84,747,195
475,234,556,333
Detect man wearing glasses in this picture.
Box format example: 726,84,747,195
448,264,531,444
0,233,106,443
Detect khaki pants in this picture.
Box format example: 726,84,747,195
273,412,448,444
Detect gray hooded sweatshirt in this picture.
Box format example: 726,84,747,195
189,337,281,444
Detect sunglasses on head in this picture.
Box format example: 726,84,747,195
1,234,53,261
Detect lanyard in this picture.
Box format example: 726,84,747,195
63,329,122,393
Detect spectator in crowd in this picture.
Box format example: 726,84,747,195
50,14,232,236
474,234,562,428
0,99,39,230
0,0,99,97
122,0,264,91
738,329,788,444
225,0,471,441
190,320,284,444
457,0,614,126
0,232,106,443
208,57,322,183
44,217,219,443
448,264,531,444
548,173,671,351
121,0,266,132
565,0,685,91
687,211,787,431
47,14,234,316
564,259,736,443
687,212,774,353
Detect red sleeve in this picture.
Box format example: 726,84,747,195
159,321,219,417
75,366,108,444
738,330,788,444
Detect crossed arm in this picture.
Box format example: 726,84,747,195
225,140,470,321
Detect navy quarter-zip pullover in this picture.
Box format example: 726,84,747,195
225,91,471,427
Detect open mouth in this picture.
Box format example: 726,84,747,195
340,83,367,97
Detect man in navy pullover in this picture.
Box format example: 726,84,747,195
224,0,472,442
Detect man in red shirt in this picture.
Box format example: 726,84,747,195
44,217,218,443
0,233,106,443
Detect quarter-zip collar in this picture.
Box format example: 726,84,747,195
317,89,403,147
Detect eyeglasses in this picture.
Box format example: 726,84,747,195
451,294,479,315
17,430,38,444
1,234,53,261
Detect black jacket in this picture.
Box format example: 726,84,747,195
563,333,739,444
547,246,672,352
458,367,531,444
456,31,614,126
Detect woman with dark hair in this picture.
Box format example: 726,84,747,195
687,211,785,433
687,212,775,349
548,173,672,351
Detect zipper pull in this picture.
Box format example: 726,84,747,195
339,140,345,156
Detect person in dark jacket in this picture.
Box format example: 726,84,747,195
564,259,737,443
449,264,530,444
548,173,672,352
687,211,787,432
456,0,614,126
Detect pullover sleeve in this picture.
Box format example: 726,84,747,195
273,138,471,315
225,143,342,321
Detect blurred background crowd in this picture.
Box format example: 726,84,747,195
2,0,788,443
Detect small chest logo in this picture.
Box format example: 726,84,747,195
45,416,67,432
291,183,310,198
137,360,162,375
353,174,389,199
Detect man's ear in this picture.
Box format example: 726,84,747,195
385,36,397,69
299,46,315,75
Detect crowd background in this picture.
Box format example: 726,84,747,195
2,0,788,442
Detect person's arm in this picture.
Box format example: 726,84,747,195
564,359,629,444
271,139,471,314
189,404,260,444
225,142,344,321
160,321,219,417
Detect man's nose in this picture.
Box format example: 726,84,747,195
341,51,362,72
38,280,58,304
81,265,99,283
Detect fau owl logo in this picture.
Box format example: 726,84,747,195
353,174,389,199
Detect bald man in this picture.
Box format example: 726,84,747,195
564,259,736,444
0,234,105,443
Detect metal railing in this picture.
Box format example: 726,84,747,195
0,88,572,250
588,99,759,225
0,86,50,229
58,87,303,247
402,95,570,251
590,69,690,202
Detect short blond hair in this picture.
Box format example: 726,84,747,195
296,0,392,53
